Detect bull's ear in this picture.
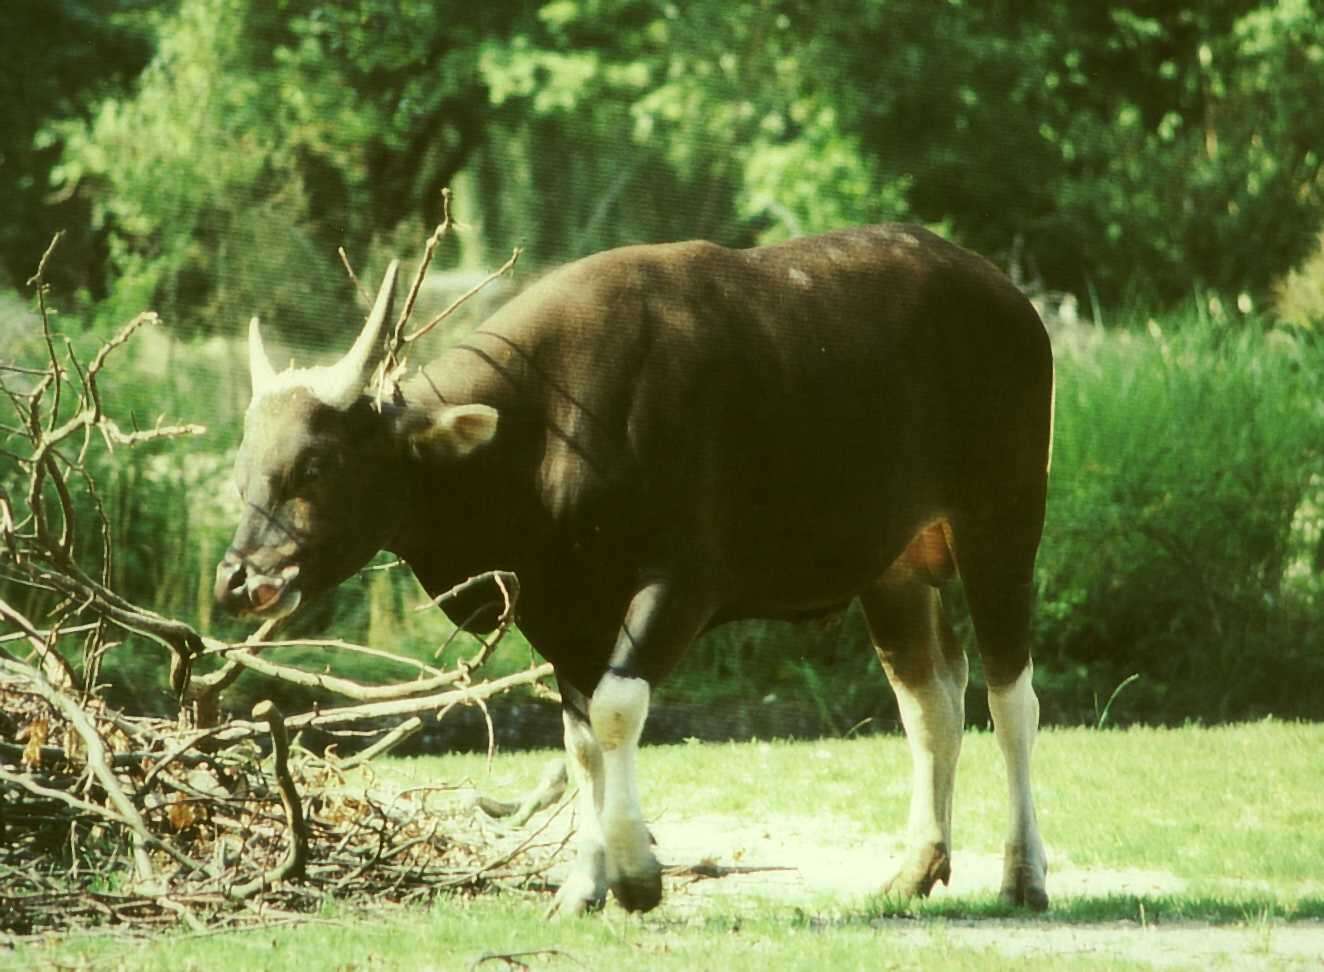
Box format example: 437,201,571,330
407,404,500,459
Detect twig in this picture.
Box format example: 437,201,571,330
25,231,65,290
226,702,306,898
469,950,580,972
338,246,372,305
208,647,473,702
405,247,522,344
212,662,556,741
372,187,521,403
0,621,98,645
372,188,455,406
336,717,423,770
196,633,450,681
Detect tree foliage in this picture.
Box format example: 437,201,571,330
0,0,155,293
7,0,1322,325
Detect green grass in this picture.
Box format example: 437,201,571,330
13,722,1321,971
421,718,1324,900
10,898,1168,972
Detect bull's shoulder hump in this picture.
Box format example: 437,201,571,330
554,239,740,296
481,240,728,318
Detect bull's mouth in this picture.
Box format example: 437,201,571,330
216,558,303,620
245,565,303,618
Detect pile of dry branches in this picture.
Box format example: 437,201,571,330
1,217,560,941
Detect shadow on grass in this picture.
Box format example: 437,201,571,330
798,892,1324,927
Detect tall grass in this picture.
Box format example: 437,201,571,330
4,300,1320,726
1038,309,1324,722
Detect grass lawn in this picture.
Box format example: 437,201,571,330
9,720,1323,970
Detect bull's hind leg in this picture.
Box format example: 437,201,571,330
860,569,968,898
955,508,1049,910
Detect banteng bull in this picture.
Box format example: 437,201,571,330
214,225,1055,914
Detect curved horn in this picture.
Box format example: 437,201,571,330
319,259,399,409
248,316,277,397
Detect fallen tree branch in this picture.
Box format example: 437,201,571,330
213,663,555,742
226,702,306,898
1,225,571,939
467,757,568,829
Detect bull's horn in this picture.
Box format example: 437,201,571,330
319,259,399,409
248,316,277,397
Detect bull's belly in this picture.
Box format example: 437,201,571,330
711,515,955,624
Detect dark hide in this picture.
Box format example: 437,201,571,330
219,224,1053,694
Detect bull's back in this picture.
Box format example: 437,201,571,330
601,227,1051,601
447,226,1051,612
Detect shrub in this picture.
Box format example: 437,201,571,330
1036,310,1324,722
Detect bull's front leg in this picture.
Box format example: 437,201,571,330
548,670,659,915
589,671,659,912
548,695,609,916
553,580,713,915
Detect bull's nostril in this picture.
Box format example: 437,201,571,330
215,554,249,606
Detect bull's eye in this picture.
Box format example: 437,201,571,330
297,455,324,486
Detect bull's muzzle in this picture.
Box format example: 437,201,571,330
214,551,302,618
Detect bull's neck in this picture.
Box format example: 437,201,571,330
385,381,548,595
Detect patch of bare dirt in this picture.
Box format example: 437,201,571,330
648,812,1187,904
624,813,1323,971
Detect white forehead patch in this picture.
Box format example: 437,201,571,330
248,365,361,418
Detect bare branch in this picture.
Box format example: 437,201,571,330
338,246,372,305
213,662,555,742
25,230,65,289
404,246,522,345
226,702,307,898
335,716,422,770
1,224,566,940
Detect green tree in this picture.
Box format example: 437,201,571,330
38,0,1324,323
50,0,529,339
0,0,157,293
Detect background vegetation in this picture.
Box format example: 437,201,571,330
2,0,1322,730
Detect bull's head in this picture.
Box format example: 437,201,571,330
213,261,499,619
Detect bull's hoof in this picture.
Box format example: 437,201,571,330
546,873,607,918
999,867,1049,911
883,841,951,899
1000,843,1049,911
546,847,608,919
610,867,663,913
1000,882,1049,912
603,816,662,912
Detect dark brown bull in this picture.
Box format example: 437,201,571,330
215,225,1054,915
